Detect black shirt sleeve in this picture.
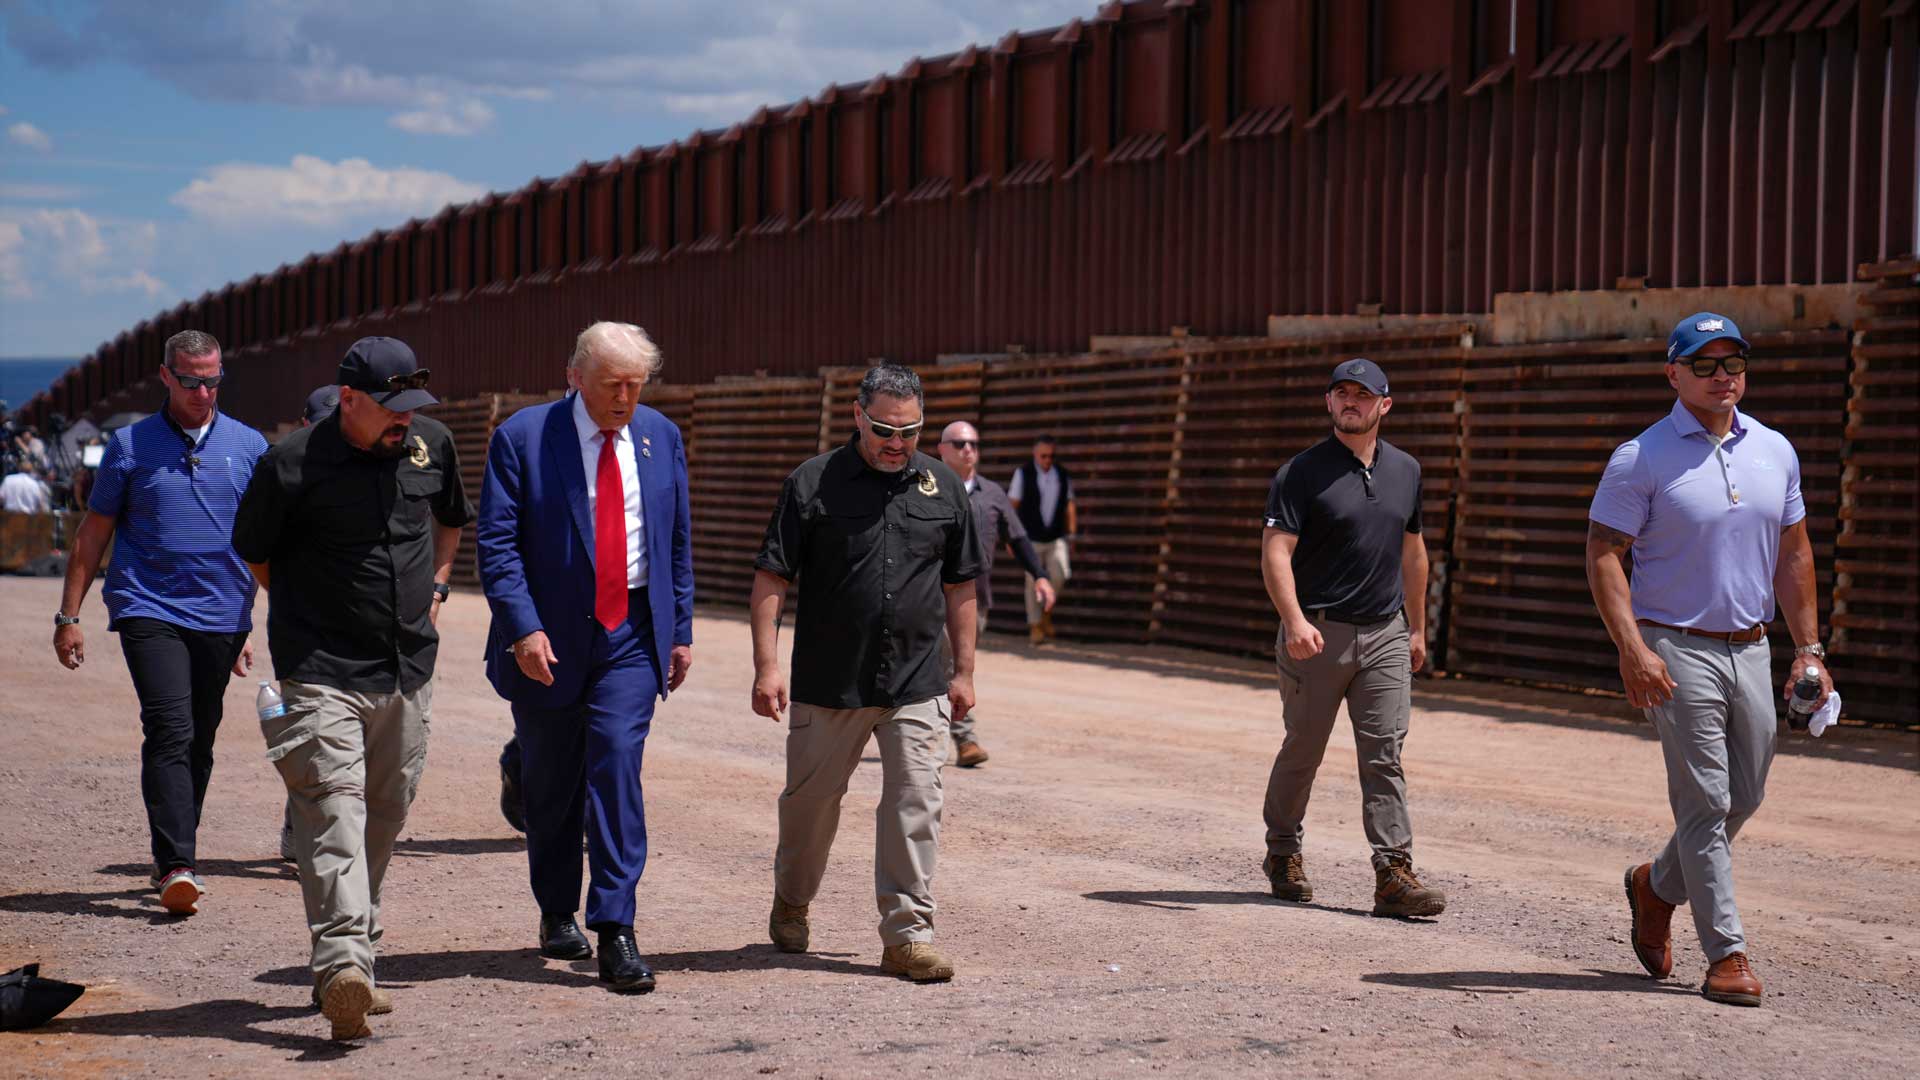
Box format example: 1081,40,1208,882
231,449,287,565
754,474,803,581
433,430,475,528
1263,464,1302,534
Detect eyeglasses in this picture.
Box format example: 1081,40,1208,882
375,369,432,391
866,417,924,441
1682,352,1748,378
944,439,978,450
168,369,225,390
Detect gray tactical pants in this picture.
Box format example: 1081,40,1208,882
1263,611,1415,871
1642,626,1777,962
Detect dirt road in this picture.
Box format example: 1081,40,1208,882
2,576,1915,1077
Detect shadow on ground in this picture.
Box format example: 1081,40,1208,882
255,943,890,992
1361,968,1696,997
42,999,354,1061
1081,889,1388,921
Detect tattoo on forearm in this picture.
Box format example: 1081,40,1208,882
1587,520,1635,554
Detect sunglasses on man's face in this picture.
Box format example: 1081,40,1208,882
865,417,924,441
1682,352,1748,378
169,369,225,390
945,439,979,450
377,369,432,391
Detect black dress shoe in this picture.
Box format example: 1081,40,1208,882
500,761,527,834
596,929,655,993
539,914,592,961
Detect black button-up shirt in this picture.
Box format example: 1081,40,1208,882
1263,435,1423,620
232,412,474,693
755,435,984,710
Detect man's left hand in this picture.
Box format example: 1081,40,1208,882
231,639,253,677
947,672,976,727
1784,653,1834,713
668,645,693,691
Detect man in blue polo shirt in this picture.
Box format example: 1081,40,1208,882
1587,312,1833,1009
52,329,269,917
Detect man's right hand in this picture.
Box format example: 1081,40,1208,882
53,623,84,670
1618,643,1676,710
512,630,558,686
752,668,789,722
1282,617,1324,661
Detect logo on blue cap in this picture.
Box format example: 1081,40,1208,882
1697,318,1724,333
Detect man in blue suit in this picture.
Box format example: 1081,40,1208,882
477,321,693,994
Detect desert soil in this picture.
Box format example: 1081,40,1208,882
1,576,1916,1078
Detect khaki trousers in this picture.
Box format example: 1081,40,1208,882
265,679,431,992
1024,539,1072,626
939,609,990,743
774,696,949,946
1262,611,1415,871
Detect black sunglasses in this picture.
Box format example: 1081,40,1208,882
865,417,924,441
168,368,225,390
944,438,978,449
1682,353,1748,378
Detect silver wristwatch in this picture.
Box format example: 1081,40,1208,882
1794,642,1826,660
54,612,79,627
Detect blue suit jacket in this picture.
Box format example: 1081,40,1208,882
477,395,693,706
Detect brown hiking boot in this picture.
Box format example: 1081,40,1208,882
314,984,393,1015
1029,625,1046,645
1702,952,1763,1007
880,941,956,982
320,969,374,1040
1372,858,1447,918
1262,853,1313,902
955,741,990,768
1624,863,1675,978
1039,611,1057,641
769,895,810,953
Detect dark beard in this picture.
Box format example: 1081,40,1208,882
1334,412,1380,434
371,430,411,458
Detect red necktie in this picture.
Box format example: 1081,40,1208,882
594,430,627,630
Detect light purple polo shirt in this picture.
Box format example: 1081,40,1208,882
1589,400,1804,632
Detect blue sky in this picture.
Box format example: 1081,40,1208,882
0,0,1089,358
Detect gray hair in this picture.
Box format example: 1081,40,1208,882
165,330,221,368
857,363,922,408
570,321,662,376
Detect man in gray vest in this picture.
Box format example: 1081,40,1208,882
1008,435,1075,644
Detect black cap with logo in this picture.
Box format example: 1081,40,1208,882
1328,357,1390,396
338,337,437,413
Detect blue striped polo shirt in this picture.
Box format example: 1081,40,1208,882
89,409,269,633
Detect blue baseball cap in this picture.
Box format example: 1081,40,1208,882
1667,312,1750,363
1328,357,1389,396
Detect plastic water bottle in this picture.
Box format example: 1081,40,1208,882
1786,664,1822,730
256,680,286,723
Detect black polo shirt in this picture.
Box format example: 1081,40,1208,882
755,435,984,710
1264,435,1422,620
232,412,473,693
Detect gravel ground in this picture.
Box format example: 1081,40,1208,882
2,576,1916,1078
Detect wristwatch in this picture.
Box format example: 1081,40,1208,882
1794,642,1826,660
53,612,79,627
432,583,451,603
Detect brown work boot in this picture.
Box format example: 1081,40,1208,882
769,895,810,953
1372,858,1447,918
1262,852,1313,902
1702,952,1764,1007
955,741,990,768
1029,624,1046,645
320,969,374,1040
880,941,956,982
1624,863,1675,978
1039,611,1057,641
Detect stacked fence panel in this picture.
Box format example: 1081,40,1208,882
687,378,825,605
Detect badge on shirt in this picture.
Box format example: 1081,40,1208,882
409,436,431,468
918,471,939,496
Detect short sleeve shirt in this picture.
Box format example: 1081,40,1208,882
965,475,1027,609
231,412,474,693
755,436,984,710
88,409,269,633
1263,436,1422,619
1588,401,1803,631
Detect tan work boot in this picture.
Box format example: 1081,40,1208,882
1263,852,1313,902
1702,952,1763,1007
1372,858,1447,918
314,984,393,1015
1039,610,1056,641
1624,863,1676,978
955,741,990,768
320,969,374,1041
880,941,955,982
769,895,810,953
1029,624,1046,645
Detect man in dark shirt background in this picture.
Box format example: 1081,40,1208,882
231,337,471,1041
749,363,983,983
1257,358,1445,920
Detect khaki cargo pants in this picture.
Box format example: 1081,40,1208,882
774,696,949,946
264,679,431,994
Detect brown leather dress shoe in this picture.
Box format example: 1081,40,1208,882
1702,951,1763,1007
1624,863,1675,978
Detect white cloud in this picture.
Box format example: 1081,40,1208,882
170,154,488,228
7,122,53,152
0,208,167,301
388,94,495,136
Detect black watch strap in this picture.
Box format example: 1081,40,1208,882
432,583,451,602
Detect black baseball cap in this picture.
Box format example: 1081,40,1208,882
338,337,437,413
302,384,339,424
1328,357,1390,396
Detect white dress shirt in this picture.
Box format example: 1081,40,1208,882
573,393,646,586
1008,464,1063,525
